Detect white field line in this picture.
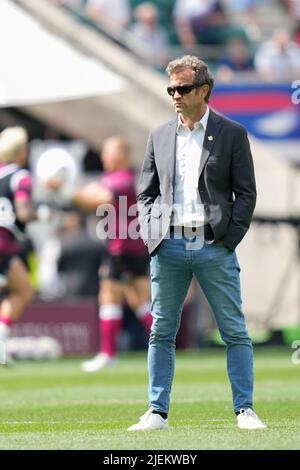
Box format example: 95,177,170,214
0,419,233,425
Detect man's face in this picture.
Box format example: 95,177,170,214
169,69,208,116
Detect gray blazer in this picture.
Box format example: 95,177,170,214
137,109,257,255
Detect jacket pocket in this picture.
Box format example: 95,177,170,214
151,195,162,218
151,204,162,218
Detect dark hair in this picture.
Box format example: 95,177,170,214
166,55,214,103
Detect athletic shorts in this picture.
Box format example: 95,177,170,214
99,253,150,282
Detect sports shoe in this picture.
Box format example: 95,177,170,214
237,408,267,429
127,408,169,431
80,353,117,372
2,351,15,366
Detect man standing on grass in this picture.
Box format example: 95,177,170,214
128,55,266,431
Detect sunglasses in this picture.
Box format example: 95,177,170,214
167,83,200,97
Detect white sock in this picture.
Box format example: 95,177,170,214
0,322,11,341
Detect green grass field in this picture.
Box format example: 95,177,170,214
0,347,299,450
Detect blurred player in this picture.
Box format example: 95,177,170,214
48,136,152,371
0,127,35,363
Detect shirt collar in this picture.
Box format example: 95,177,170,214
177,105,210,133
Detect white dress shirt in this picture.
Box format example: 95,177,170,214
171,106,210,227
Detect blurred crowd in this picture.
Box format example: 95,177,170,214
48,0,300,80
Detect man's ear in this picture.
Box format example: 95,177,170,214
201,84,210,100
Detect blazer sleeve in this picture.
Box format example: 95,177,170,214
223,126,257,250
137,132,160,243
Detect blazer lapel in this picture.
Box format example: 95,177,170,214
164,110,222,184
198,110,222,178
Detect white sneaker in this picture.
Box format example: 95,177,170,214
80,353,117,372
237,408,267,429
2,351,15,366
0,343,14,366
127,408,169,431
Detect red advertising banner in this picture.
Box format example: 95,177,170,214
11,300,99,356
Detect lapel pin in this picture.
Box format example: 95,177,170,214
208,135,213,141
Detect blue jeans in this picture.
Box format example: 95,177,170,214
148,233,253,414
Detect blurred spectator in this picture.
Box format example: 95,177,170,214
285,0,300,45
57,211,104,297
85,0,131,30
216,36,255,82
50,0,86,7
129,2,170,68
224,0,267,13
255,28,300,82
225,0,253,11
173,0,229,46
296,24,300,47
286,0,300,19
223,0,268,41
